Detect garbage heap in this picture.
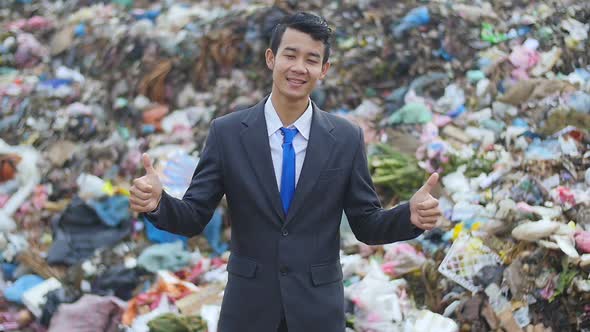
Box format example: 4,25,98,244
1,1,590,331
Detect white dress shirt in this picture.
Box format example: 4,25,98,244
264,94,313,193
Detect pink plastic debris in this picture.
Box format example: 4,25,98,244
381,243,426,277
432,113,453,127
509,40,540,80
515,202,535,213
555,186,576,207
6,16,52,32
0,195,10,208
575,231,590,253
14,33,49,68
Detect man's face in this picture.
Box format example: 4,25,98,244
266,28,330,101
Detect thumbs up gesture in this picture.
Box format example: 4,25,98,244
409,173,442,231
130,153,163,213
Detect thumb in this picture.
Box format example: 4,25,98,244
421,172,439,193
142,153,155,175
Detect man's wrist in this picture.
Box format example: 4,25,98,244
150,190,164,213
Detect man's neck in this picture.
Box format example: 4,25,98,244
270,91,309,127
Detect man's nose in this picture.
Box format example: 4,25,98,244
290,58,307,74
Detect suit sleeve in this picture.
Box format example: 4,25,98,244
343,125,423,245
142,119,225,237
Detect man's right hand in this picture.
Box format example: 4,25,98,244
130,153,163,213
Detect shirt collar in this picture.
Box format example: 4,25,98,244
264,93,313,140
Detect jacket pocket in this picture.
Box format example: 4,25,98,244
317,168,344,182
227,254,258,278
310,260,343,286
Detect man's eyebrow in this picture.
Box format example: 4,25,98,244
283,47,298,52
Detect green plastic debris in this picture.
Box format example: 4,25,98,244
118,126,130,140
137,241,191,273
537,26,554,41
365,87,377,98
369,143,426,200
481,119,506,135
388,102,433,125
549,258,578,302
112,0,133,8
148,313,207,332
337,37,356,50
466,70,486,83
481,23,508,44
114,97,128,109
0,67,17,76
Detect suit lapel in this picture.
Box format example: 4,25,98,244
284,102,335,227
240,98,285,225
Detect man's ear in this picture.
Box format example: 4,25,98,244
265,49,275,70
319,62,330,80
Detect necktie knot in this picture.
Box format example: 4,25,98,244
280,127,298,144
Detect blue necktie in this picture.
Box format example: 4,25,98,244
280,127,298,214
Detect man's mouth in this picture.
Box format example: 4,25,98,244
287,78,307,86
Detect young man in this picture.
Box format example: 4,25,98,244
130,12,441,332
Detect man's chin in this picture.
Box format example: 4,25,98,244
279,89,309,101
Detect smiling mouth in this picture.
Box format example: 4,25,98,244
287,78,307,85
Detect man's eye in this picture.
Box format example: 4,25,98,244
307,60,318,64
285,55,295,59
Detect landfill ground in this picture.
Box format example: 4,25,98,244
1,0,590,331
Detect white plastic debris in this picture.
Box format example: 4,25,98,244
436,84,465,113
561,18,589,42
442,300,462,317
0,139,41,232
451,201,487,222
22,278,62,317
353,99,382,120
409,309,459,332
465,127,496,148
516,202,562,220
477,168,510,189
76,173,106,200
511,220,561,241
438,235,502,293
551,234,579,258
340,253,367,279
55,65,85,84
558,135,580,157
442,166,471,194
542,174,561,190
201,305,221,332
495,199,516,219
128,295,177,332
345,260,408,330
2,233,29,262
161,106,214,133
513,306,530,327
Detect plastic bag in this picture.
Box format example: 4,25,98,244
382,243,426,277
346,260,411,331
0,139,41,231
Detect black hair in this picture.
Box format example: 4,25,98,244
269,12,332,64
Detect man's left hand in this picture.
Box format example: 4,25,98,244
410,173,442,231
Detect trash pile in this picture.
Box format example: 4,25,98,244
1,0,589,331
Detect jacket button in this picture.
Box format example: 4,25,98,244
280,266,289,275
282,230,289,236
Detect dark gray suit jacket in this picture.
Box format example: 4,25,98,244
145,96,423,332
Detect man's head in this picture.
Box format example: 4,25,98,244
269,12,332,65
266,12,332,101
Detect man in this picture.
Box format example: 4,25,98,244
130,12,441,332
